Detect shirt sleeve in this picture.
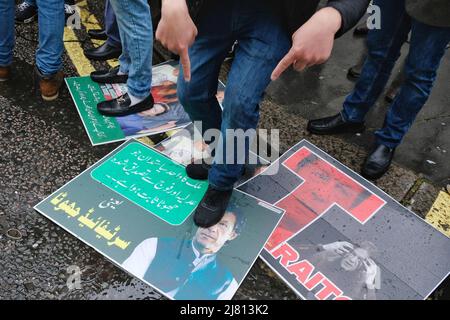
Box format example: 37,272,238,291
121,238,158,278
216,278,239,300
326,0,371,38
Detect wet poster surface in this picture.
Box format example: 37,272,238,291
65,61,225,146
91,142,208,225
238,140,450,300
35,140,284,300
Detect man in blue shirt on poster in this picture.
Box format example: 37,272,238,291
122,207,246,300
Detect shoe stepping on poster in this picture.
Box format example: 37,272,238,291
34,140,284,300
153,123,271,186
65,61,225,146
238,140,450,300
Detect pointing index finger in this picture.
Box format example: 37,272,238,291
180,48,191,82
271,49,296,81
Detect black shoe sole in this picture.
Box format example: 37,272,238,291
88,31,108,41
98,99,153,117
89,35,108,41
84,51,122,61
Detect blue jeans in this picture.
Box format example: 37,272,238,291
342,0,450,148
104,0,121,48
109,0,152,98
24,0,73,5
0,0,64,75
177,0,290,190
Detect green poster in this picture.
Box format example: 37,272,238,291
66,61,225,146
91,142,208,225
66,76,125,144
34,140,284,300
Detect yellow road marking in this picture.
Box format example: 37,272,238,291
426,191,450,237
64,0,118,76
63,28,95,76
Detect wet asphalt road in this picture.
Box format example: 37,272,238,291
0,1,297,300
267,24,450,187
0,1,449,300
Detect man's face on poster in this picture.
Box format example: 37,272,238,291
194,212,238,254
340,247,369,271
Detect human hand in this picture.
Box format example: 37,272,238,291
363,258,378,289
156,0,198,81
322,241,354,255
271,7,342,80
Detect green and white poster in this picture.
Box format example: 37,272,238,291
34,140,284,300
66,61,225,146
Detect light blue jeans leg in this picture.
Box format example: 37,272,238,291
35,0,65,75
109,0,153,98
0,0,15,67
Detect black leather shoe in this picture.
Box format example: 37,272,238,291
194,185,233,228
97,93,154,117
186,162,211,180
84,42,122,61
361,144,395,180
88,29,107,40
90,66,128,84
307,113,365,135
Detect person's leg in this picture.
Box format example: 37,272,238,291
33,0,64,100
375,21,450,148
208,0,290,190
0,0,15,69
104,0,121,48
177,0,235,139
35,0,65,76
84,0,121,61
342,0,411,123
108,0,152,99
176,1,235,184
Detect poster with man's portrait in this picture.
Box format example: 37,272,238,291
238,140,450,300
65,61,225,146
34,140,284,300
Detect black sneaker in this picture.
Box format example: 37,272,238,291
15,1,37,24
194,186,233,228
